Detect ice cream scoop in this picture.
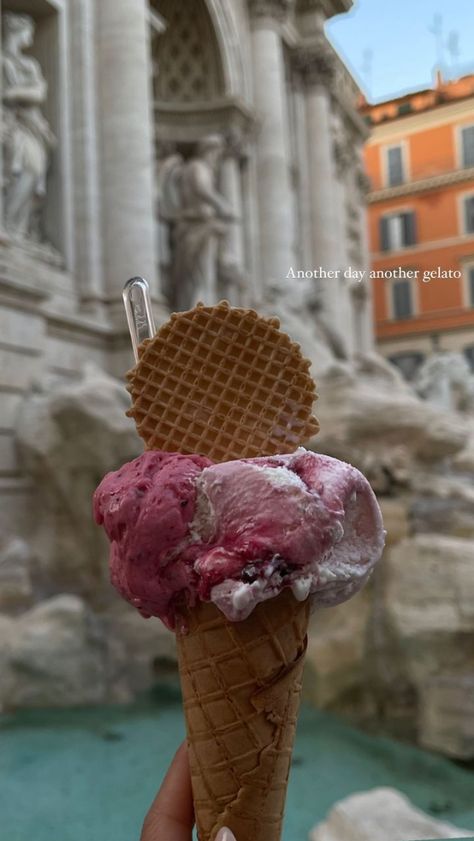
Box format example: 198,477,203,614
93,447,385,630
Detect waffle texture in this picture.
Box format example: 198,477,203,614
126,301,319,461
176,589,310,841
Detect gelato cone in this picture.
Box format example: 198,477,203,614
93,299,385,841
176,590,309,841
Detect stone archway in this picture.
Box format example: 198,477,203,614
204,0,248,99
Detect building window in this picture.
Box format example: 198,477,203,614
391,279,413,320
389,351,424,381
465,345,474,372
386,145,404,186
397,102,412,116
464,195,474,233
467,265,474,306
380,211,417,251
461,125,474,168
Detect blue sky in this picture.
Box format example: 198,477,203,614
326,0,474,103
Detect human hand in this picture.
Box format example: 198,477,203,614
140,740,236,841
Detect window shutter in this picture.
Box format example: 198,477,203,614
403,211,417,246
380,216,390,251
469,267,474,306
462,126,474,168
387,146,403,186
392,279,413,319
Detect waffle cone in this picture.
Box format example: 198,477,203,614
126,301,319,462
176,589,310,841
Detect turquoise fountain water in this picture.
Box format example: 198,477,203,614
1,689,473,841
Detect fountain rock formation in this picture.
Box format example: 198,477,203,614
0,343,473,759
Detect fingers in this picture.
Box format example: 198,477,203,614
214,829,237,841
141,741,194,841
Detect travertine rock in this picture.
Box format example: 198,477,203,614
15,365,140,604
378,498,409,546
1,595,128,709
383,535,474,757
419,675,474,759
313,357,468,487
0,537,34,613
385,535,474,643
453,422,474,473
409,471,474,538
304,588,371,710
310,787,472,841
0,614,15,710
1,595,110,709
100,601,178,693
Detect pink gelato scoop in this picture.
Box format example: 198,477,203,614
93,448,385,629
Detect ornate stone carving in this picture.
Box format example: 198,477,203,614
224,125,249,161
292,41,336,88
153,0,224,103
415,352,474,413
355,163,372,196
247,0,294,23
297,0,325,10
331,113,353,177
157,133,236,310
2,13,56,241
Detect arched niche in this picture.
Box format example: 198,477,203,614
1,0,73,266
152,0,225,104
150,0,251,145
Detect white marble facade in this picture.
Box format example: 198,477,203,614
0,0,371,534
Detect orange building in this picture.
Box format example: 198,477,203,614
360,71,474,380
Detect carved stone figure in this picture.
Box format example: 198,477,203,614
261,277,347,376
158,134,235,310
415,351,474,413
2,12,55,240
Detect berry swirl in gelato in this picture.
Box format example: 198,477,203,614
93,447,385,630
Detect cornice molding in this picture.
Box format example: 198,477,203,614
247,0,294,23
368,166,474,203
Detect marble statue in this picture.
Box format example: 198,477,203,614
158,134,235,310
415,351,474,413
2,12,55,240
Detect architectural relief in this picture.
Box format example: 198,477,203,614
331,112,353,177
2,13,55,241
292,42,336,89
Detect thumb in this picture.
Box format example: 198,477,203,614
214,829,237,841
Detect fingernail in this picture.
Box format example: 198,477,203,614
214,827,237,841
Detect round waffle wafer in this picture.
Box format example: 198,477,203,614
126,300,319,461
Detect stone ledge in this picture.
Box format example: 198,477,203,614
369,166,474,202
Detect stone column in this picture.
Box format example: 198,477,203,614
69,0,103,314
96,0,163,322
220,143,245,269
332,110,355,353
354,160,375,354
247,0,295,289
0,12,4,235
294,42,343,342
